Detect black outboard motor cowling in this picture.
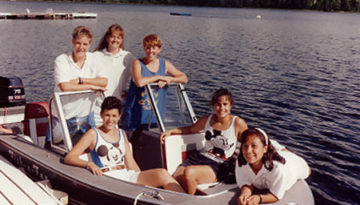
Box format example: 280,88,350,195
0,76,26,108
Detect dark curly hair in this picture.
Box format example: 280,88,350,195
210,88,234,106
101,96,122,114
237,128,285,171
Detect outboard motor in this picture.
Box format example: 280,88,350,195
0,76,26,108
0,76,26,124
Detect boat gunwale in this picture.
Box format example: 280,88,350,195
0,134,238,205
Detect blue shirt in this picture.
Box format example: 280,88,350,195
122,58,167,131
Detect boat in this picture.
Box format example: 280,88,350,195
0,75,314,204
0,154,68,204
170,12,192,16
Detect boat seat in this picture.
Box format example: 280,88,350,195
163,132,206,175
23,101,49,146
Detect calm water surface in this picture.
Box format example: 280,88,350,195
0,2,359,204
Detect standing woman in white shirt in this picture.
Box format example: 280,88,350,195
50,26,108,145
235,128,311,205
54,26,107,94
94,24,135,102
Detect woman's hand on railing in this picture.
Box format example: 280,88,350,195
90,85,106,91
160,130,172,144
157,80,167,89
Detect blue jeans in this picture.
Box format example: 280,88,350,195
66,112,95,138
46,112,95,144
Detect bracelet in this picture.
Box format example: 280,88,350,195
78,77,83,84
259,194,262,204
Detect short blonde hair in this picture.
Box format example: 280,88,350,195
72,26,93,42
143,34,162,49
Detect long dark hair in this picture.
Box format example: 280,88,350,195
237,128,285,171
95,24,125,51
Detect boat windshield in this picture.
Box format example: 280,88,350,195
48,84,196,152
144,83,197,133
49,90,103,152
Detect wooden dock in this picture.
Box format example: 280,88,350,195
0,10,97,20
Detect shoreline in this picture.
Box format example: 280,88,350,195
2,0,360,13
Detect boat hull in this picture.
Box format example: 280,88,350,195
0,135,161,205
0,133,314,205
0,134,242,205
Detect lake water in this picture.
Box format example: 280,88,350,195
0,1,359,204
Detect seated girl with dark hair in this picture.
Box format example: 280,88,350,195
64,96,184,193
160,88,248,194
235,128,311,205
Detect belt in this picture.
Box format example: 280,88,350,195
101,164,126,173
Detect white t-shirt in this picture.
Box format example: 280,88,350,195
53,52,106,119
235,150,309,200
94,49,134,102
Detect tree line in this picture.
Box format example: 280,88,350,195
165,0,360,12
46,0,360,12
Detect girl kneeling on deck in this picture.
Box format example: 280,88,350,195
235,128,311,205
64,96,184,193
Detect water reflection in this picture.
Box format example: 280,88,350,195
0,2,359,204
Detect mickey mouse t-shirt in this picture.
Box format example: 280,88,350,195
200,114,237,163
89,128,126,168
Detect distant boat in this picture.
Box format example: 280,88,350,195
170,12,192,16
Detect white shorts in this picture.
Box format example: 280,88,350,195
104,169,140,183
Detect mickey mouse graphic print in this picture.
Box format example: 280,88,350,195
200,114,237,163
90,128,126,168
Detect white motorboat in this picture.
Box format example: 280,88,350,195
0,76,314,204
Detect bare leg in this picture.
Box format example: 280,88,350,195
0,124,13,134
172,166,186,190
182,165,217,194
137,168,185,193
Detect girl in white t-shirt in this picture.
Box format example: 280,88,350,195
235,128,311,205
93,24,136,125
94,24,135,102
